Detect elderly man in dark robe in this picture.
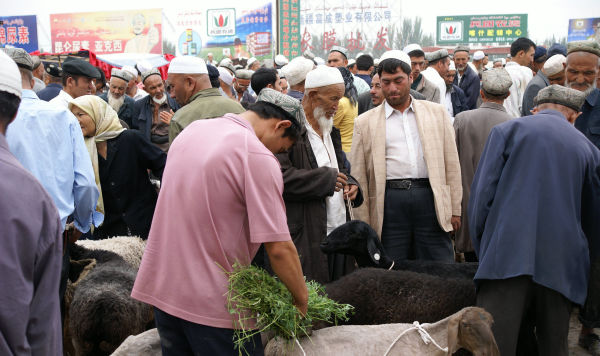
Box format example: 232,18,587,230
470,85,600,356
275,66,363,283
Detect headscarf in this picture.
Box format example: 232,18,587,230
337,67,358,106
69,95,125,216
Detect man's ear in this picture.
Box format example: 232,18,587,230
266,83,274,89
570,111,583,125
275,119,292,132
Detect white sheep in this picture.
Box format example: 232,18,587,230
77,236,146,269
111,328,161,356
264,307,499,356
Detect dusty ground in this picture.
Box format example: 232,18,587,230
569,308,598,356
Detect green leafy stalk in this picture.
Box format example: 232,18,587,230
224,263,354,356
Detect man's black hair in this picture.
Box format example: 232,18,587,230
510,37,536,57
251,68,278,96
207,64,221,88
0,91,21,126
356,55,374,71
95,67,106,86
377,59,412,77
247,101,301,141
62,73,82,86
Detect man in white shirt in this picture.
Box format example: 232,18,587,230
422,49,450,104
503,37,536,117
49,58,99,108
350,50,462,262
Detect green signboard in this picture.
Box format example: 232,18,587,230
278,0,301,59
436,14,527,45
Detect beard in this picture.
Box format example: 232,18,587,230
313,107,333,135
107,92,125,112
152,93,167,105
566,81,595,98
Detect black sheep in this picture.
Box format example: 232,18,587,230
320,220,478,279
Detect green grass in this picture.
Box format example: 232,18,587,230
225,263,354,355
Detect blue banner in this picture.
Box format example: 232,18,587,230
568,18,600,43
0,15,38,52
205,3,272,46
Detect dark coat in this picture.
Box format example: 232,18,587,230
276,127,363,284
469,110,600,305
95,130,166,239
575,88,600,150
357,90,425,115
99,93,137,128
450,84,468,117
521,71,549,116
454,65,480,110
131,95,180,142
36,83,62,102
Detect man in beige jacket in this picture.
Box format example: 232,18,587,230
349,49,462,262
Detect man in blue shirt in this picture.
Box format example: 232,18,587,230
36,62,63,101
470,85,600,356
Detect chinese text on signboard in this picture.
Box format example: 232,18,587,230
278,0,300,58
0,15,38,52
437,14,527,45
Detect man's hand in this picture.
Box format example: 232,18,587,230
343,184,359,201
293,297,308,317
335,172,348,192
451,215,461,232
159,109,174,125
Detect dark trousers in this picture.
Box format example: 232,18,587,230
381,185,453,262
476,276,572,356
154,307,264,356
580,258,600,328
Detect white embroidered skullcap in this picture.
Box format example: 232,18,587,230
282,56,314,86
305,66,344,89
473,51,485,61
0,50,22,98
448,60,456,71
543,54,566,77
275,54,289,66
121,65,138,79
168,56,208,75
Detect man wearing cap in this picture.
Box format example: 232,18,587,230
453,46,480,110
132,89,308,355
567,40,600,354
422,49,451,104
122,65,149,101
503,37,536,117
522,51,558,116
350,50,461,263
443,61,468,121
206,53,217,66
531,46,548,74
234,69,254,105
544,54,567,86
50,58,100,108
168,56,245,144
98,68,137,127
469,84,600,356
133,69,180,151
37,63,63,101
453,69,512,262
404,44,441,103
282,56,314,101
0,50,64,356
31,56,46,93
276,66,363,283
327,46,370,95
274,54,289,69
469,51,486,77
358,73,426,115
247,57,260,71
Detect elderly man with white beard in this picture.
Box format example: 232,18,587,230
132,69,180,151
273,66,363,284
99,68,137,128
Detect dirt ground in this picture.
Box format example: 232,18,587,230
569,309,598,356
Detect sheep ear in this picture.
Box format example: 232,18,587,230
446,310,462,355
366,237,382,266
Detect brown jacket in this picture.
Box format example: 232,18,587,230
349,98,462,236
276,127,362,284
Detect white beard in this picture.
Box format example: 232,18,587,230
107,92,125,112
314,107,333,135
152,94,167,105
566,82,595,98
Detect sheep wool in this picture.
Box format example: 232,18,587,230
77,236,146,269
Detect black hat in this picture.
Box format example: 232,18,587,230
62,58,100,79
44,62,63,77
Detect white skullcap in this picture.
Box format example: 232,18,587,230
374,58,380,66
449,60,456,71
275,54,289,66
282,56,314,86
380,50,411,67
314,57,325,66
305,66,344,89
403,43,424,56
247,57,257,66
136,60,153,74
348,59,356,66
217,66,233,86
168,56,208,75
0,50,22,98
473,51,485,61
543,54,566,76
121,65,138,79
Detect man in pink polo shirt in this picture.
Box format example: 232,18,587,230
132,88,308,355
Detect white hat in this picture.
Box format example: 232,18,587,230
543,54,566,76
121,65,138,79
217,66,233,86
314,57,325,66
136,60,153,74
348,59,356,66
380,50,411,67
282,56,314,86
473,51,485,61
111,68,133,82
247,57,258,67
168,56,208,75
449,60,456,71
305,66,344,89
0,50,22,98
275,54,289,66
403,43,424,56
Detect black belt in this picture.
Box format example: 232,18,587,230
386,179,430,189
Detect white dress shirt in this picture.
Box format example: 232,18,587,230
49,90,74,108
503,62,533,117
305,121,346,234
384,99,428,180
421,67,446,104
444,91,455,123
132,87,149,101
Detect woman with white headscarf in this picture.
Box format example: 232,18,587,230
69,95,166,239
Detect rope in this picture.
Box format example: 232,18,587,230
387,261,395,270
382,321,448,356
345,192,354,220
294,336,307,356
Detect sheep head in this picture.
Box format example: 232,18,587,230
446,307,499,356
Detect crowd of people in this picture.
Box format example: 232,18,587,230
0,35,599,356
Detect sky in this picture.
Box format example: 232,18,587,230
3,0,599,51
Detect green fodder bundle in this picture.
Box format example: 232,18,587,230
225,263,354,354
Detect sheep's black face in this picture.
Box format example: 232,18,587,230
320,221,373,254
